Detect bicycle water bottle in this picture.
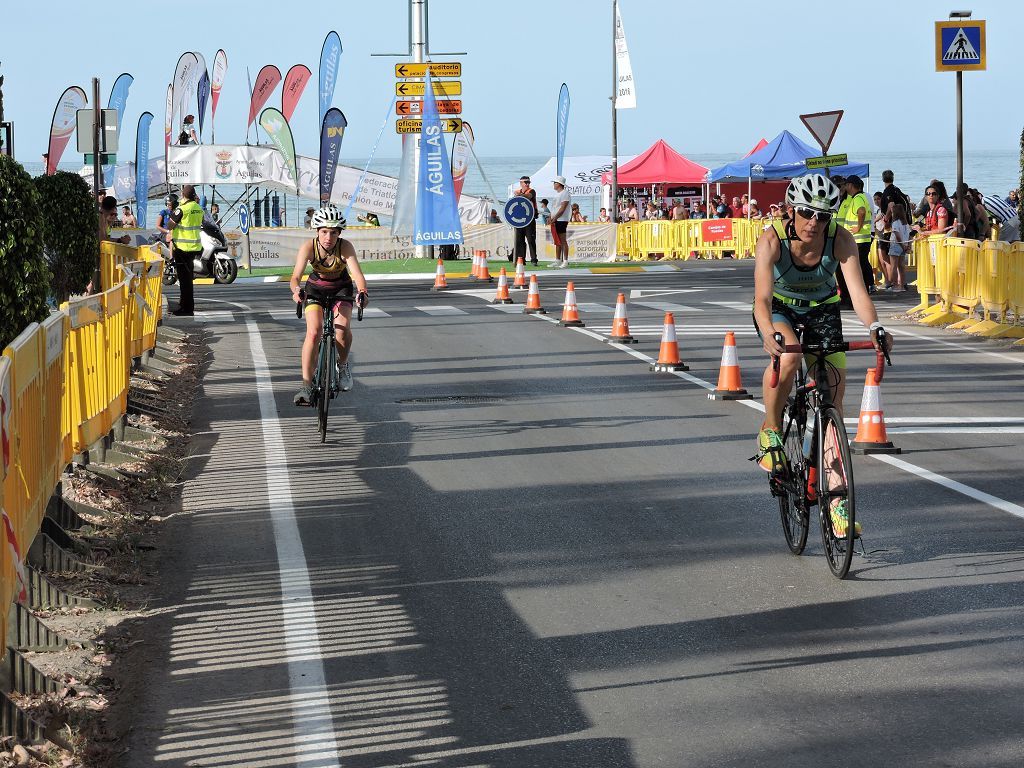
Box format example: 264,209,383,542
802,421,815,461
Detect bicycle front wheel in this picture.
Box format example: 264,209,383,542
817,406,856,578
316,336,333,443
778,407,809,555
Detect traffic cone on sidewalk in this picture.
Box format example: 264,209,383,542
513,257,527,289
607,293,637,344
559,281,585,327
492,268,514,304
708,331,751,400
523,275,546,314
850,369,901,454
431,259,448,291
650,312,688,371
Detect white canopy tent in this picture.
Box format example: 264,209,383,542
508,155,636,215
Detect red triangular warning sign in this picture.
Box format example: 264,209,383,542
800,110,844,153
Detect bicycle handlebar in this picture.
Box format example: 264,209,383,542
769,329,890,388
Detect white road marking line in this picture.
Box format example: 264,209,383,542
268,309,303,321
890,326,1023,363
884,427,1024,435
241,307,342,765
359,307,391,318
487,304,524,313
706,301,751,311
415,305,469,316
845,416,1024,425
630,301,703,313
871,455,1024,522
194,311,235,321
577,303,614,313
629,288,705,298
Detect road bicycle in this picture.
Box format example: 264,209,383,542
767,328,890,579
297,290,364,443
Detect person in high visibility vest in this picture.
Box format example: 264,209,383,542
838,175,875,295
167,184,204,316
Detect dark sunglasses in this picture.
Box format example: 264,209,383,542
795,207,831,223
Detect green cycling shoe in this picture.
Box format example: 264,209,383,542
756,426,785,473
829,499,862,538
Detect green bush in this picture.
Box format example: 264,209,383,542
34,171,99,304
0,155,50,350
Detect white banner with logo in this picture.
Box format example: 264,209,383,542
166,144,490,224
614,1,637,109
510,156,635,200
241,223,617,267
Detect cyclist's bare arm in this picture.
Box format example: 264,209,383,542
753,227,785,357
834,228,894,351
339,239,369,300
290,240,313,303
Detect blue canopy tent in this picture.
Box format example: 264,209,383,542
706,130,869,182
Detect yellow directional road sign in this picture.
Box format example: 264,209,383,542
395,80,461,97
395,118,463,134
395,62,462,78
805,153,848,170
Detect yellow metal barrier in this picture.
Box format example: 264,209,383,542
0,354,14,647
908,235,945,314
963,240,1012,336
100,240,142,292
921,238,981,327
617,219,767,261
63,295,107,454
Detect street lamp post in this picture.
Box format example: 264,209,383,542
949,9,971,234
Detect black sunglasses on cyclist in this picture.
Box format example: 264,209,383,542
795,207,832,223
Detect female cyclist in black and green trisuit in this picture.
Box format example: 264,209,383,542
290,205,368,406
752,173,893,537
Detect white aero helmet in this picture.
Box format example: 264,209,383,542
786,173,841,214
311,204,346,230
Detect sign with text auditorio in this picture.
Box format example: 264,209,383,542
935,20,985,72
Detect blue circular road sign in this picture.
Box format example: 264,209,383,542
238,203,250,235
503,197,535,229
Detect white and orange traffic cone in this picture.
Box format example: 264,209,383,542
478,254,493,282
850,369,901,454
708,331,751,400
513,257,527,289
431,258,448,291
650,312,688,371
559,281,585,327
470,250,479,278
492,267,514,304
607,292,637,344
523,274,546,314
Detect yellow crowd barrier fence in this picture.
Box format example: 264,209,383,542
911,235,1024,341
616,219,770,260
0,243,164,649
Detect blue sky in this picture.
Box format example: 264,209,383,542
1,0,1019,163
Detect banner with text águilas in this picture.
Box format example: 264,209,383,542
414,72,463,246
46,85,87,175
450,121,474,204
319,108,347,202
319,31,342,129
134,112,153,228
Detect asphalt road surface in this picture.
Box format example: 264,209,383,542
126,261,1024,768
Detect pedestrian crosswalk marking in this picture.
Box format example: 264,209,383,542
194,311,234,321
487,304,523,313
577,303,614,313
415,305,468,316
706,301,751,311
630,300,702,313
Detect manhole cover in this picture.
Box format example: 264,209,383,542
396,395,511,404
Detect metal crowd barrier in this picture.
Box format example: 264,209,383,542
0,243,164,648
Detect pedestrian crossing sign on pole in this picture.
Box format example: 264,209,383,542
935,20,985,71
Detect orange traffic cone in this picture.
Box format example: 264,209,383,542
708,331,751,400
607,293,637,344
523,274,546,314
559,281,585,327
471,250,481,278
650,312,688,371
478,255,492,282
492,268,514,304
850,369,901,454
513,257,527,289
432,259,448,291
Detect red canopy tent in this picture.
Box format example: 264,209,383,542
601,139,708,186
743,138,769,157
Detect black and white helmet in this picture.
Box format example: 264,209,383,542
786,173,841,213
311,204,346,230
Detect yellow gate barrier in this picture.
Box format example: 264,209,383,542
617,219,769,261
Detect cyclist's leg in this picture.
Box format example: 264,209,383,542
332,299,354,362
758,316,801,432
301,294,325,382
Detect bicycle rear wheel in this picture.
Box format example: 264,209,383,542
817,406,856,578
777,407,809,555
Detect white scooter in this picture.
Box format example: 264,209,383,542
155,218,239,285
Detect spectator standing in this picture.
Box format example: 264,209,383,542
741,193,750,216
730,196,743,218
304,207,316,228
570,203,585,223
178,114,198,145
887,203,911,292
549,176,571,268
121,205,138,228
210,203,220,223
157,195,178,243
511,175,538,265
879,169,910,218
597,207,611,223
101,196,131,245
690,201,705,219
625,200,639,221
167,184,204,316
967,187,990,241
747,199,762,219
838,175,875,294
538,199,551,224
954,182,979,239
873,192,893,288
916,182,954,236
1005,189,1019,207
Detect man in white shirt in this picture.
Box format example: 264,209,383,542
549,176,571,268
